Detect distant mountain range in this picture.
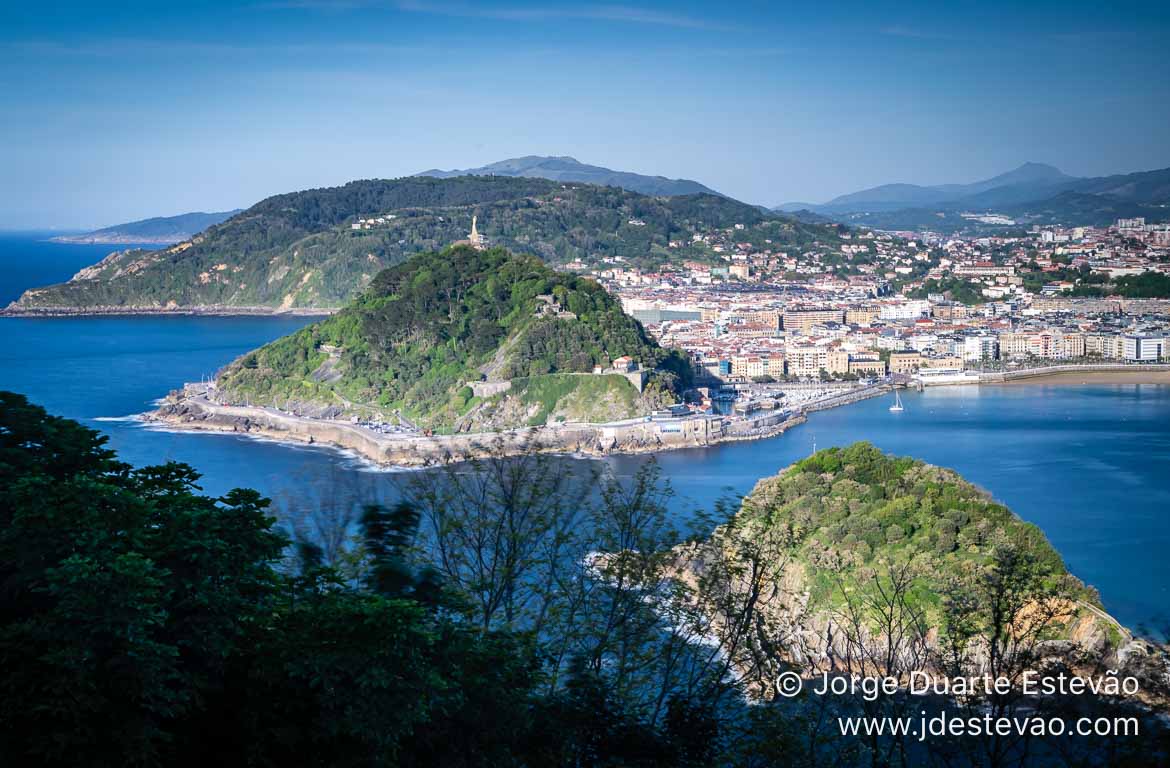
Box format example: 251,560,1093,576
51,210,243,245
416,155,722,198
52,156,1170,250
9,176,832,314
809,162,1073,211
776,163,1170,231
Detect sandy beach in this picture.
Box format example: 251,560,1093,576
995,369,1170,386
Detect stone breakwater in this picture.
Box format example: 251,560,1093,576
144,384,894,467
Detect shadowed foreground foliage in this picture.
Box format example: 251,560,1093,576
2,392,1167,767
0,392,713,768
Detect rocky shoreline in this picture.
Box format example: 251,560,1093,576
143,385,855,468
1,304,337,317
48,235,187,245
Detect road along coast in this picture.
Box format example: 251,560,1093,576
145,383,889,468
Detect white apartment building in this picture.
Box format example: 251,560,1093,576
907,334,939,353
962,335,999,362
879,300,931,320
1122,334,1166,362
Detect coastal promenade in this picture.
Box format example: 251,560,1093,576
146,381,890,468
139,362,1170,469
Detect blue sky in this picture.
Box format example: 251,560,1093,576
2,0,1169,228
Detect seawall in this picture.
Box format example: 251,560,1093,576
145,383,889,468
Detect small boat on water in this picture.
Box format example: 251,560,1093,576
889,391,905,412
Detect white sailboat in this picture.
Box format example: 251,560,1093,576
889,390,904,412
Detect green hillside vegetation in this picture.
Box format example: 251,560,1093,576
1004,190,1170,228
737,443,1097,624
1070,270,1170,299
507,373,641,426
1015,265,1170,298
217,246,689,430
822,192,1169,234
908,276,986,305
11,176,837,311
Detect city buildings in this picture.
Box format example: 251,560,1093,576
582,214,1169,384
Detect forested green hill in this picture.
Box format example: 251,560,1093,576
732,442,1100,626
217,246,690,430
9,176,835,312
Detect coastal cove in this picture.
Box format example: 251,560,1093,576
3,312,1169,636
0,236,1167,637
7,7,1170,759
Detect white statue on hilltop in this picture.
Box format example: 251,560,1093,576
469,215,484,249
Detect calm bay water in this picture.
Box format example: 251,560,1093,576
0,232,144,306
2,233,1168,633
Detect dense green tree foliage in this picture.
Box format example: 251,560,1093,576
909,276,987,305
218,246,690,428
3,397,1167,766
745,442,1095,620
0,394,725,767
1070,270,1170,298
0,391,286,763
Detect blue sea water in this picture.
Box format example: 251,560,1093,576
0,231,162,306
2,233,1169,633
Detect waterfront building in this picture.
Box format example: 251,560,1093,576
962,335,999,362
1085,333,1123,359
827,348,851,376
848,357,887,377
889,351,924,374
1000,331,1086,360
785,344,839,379
923,355,965,370
1122,334,1167,362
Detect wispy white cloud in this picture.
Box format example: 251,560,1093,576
0,38,428,58
879,25,955,41
254,0,386,9
1,35,781,67
259,0,736,31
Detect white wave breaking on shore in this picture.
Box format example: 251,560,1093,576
139,420,418,474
